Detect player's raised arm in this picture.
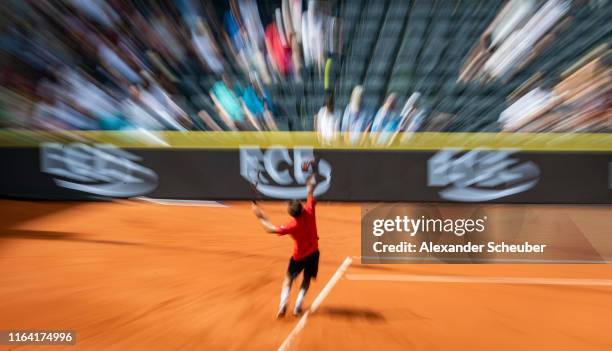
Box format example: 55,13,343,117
251,202,278,233
303,159,319,199
306,172,317,199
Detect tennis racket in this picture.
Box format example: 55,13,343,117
248,170,263,205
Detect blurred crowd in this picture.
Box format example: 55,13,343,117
459,0,611,132
0,0,609,143
0,0,336,134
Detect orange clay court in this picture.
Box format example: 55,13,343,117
1,199,612,351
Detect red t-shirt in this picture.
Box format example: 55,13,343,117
265,22,291,76
277,194,319,261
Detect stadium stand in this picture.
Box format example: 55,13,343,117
0,0,609,135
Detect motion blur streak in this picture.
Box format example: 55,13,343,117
0,0,609,147
1,200,612,350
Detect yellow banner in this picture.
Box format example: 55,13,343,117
0,131,610,151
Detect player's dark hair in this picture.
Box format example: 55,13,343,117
288,200,303,218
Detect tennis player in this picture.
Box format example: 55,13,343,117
251,162,320,317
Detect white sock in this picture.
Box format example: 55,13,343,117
280,285,290,309
295,288,307,310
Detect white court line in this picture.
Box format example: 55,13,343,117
310,256,353,313
278,311,311,351
277,256,353,351
135,197,228,207
345,274,612,287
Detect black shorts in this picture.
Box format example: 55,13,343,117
287,250,319,280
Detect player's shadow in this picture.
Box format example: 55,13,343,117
1,229,141,247
316,306,385,323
